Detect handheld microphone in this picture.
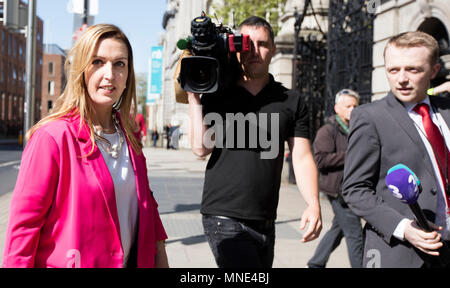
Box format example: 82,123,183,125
386,163,450,266
385,164,431,231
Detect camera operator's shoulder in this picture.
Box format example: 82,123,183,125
282,86,303,102
269,78,290,95
279,87,309,111
268,76,294,95
284,87,299,97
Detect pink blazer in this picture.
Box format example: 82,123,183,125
2,113,167,268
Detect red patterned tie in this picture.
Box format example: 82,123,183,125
414,103,450,204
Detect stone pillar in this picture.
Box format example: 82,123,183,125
372,0,450,100
270,0,328,89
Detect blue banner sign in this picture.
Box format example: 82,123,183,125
147,46,163,104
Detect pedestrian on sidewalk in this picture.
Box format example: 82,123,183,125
151,127,159,147
135,112,147,145
2,24,168,268
186,16,322,268
164,124,172,149
307,89,363,268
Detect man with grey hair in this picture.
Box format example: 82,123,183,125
307,89,363,268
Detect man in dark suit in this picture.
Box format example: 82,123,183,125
342,31,450,268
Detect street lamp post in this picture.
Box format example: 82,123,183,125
82,0,88,24
23,0,36,148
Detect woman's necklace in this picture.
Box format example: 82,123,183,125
94,113,125,159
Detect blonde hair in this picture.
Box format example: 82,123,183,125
383,31,440,65
27,24,142,155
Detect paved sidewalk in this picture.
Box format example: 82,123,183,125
146,148,351,268
0,147,352,268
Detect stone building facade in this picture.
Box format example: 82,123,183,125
372,0,450,100
157,0,450,148
0,17,43,138
148,0,210,148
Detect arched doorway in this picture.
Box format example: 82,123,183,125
417,17,450,86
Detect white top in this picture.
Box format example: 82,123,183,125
394,96,450,241
96,129,138,267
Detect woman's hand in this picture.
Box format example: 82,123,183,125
154,240,169,268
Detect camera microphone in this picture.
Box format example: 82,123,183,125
177,37,192,50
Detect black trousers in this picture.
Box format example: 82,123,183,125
202,215,275,268
307,195,364,268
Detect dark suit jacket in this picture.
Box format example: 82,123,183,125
342,92,450,268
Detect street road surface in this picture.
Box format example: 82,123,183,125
0,144,22,196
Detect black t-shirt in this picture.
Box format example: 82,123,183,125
200,74,309,220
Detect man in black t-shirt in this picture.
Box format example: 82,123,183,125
187,16,322,268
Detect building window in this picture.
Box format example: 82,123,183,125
47,100,53,111
13,38,16,57
8,34,12,55
13,96,17,120
19,97,23,121
1,93,5,121
8,95,13,120
1,31,4,52
48,62,54,75
48,81,55,95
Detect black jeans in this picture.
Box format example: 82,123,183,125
202,215,275,268
307,195,364,268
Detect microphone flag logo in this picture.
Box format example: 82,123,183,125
386,164,420,204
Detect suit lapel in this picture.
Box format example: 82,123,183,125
75,115,122,238
384,92,435,177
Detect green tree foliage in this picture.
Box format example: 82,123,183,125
211,0,287,36
212,0,286,35
135,72,147,118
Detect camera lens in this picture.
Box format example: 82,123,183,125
180,56,219,93
188,65,217,91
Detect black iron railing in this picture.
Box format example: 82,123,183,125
325,0,375,117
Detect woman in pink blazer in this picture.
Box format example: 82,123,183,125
2,24,168,268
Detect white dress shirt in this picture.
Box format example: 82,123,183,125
393,96,450,241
